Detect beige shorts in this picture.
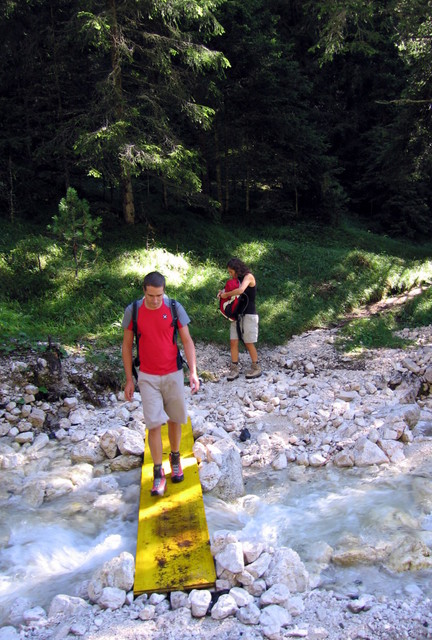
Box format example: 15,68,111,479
230,314,259,343
137,369,187,429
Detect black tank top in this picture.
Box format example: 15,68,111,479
240,278,257,314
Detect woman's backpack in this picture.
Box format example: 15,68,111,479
219,278,248,321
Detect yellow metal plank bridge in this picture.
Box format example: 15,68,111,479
134,417,216,595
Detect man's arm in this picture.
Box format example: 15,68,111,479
178,325,200,394
122,328,136,401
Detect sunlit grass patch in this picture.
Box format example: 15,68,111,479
1,216,432,352
336,315,412,352
397,286,432,328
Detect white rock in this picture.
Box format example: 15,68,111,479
246,552,272,579
353,438,389,466
15,431,34,444
100,430,119,459
88,551,135,602
30,433,50,451
199,461,221,491
170,591,190,609
48,594,88,619
6,597,33,625
71,440,105,464
109,454,142,471
260,604,292,637
64,397,79,411
138,604,155,620
229,586,254,607
117,427,145,456
22,606,47,624
309,452,327,467
98,586,126,610
378,439,405,463
272,452,288,470
215,541,245,574
210,593,238,619
69,408,90,425
242,540,266,564
286,594,305,616
260,583,291,606
236,601,261,625
192,441,208,462
29,407,46,427
189,589,211,617
263,548,309,593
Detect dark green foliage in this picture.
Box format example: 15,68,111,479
50,187,102,277
0,0,431,238
0,235,55,303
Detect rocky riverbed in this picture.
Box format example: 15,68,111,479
1,324,432,640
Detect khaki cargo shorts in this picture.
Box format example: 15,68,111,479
137,369,187,429
230,314,259,343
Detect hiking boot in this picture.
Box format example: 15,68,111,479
245,362,262,379
227,363,239,381
151,468,166,496
169,452,184,483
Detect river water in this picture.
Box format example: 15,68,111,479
1,458,432,625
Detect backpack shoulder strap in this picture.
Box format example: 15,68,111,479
169,298,188,370
170,298,179,344
131,299,140,379
132,299,138,338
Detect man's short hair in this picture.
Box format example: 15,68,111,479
143,271,166,290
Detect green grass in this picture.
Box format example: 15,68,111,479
0,214,432,356
336,316,412,353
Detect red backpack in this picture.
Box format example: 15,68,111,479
219,278,248,321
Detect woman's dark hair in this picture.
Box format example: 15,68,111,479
143,271,166,290
227,258,251,279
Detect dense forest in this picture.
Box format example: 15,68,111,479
1,0,431,238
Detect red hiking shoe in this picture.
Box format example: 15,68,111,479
169,453,184,483
151,468,166,496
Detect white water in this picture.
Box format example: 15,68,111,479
205,462,432,599
0,468,140,625
1,461,432,625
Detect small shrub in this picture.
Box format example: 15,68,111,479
0,236,56,302
346,250,373,270
49,187,102,277
364,286,385,305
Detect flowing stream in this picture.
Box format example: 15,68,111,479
1,458,432,626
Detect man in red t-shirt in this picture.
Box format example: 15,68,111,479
122,271,200,496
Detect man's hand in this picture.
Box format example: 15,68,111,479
124,379,135,402
189,372,200,395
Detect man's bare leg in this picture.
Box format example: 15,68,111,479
167,419,184,482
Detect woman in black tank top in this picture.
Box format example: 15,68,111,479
217,257,262,380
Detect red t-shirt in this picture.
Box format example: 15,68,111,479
126,299,184,375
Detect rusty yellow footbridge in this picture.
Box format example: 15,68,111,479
134,417,216,595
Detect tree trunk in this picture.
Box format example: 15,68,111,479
8,155,15,222
223,118,229,214
108,0,135,225
245,164,250,215
214,131,223,211
50,3,69,191
122,165,135,225
162,179,168,209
